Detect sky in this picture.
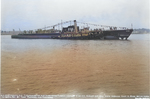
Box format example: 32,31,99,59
1,0,150,31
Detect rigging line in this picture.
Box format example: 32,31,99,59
77,21,126,28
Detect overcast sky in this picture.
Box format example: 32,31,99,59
1,0,150,31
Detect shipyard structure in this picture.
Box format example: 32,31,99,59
11,20,133,40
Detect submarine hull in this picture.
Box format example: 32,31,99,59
11,29,133,40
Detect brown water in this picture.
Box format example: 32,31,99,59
1,34,150,98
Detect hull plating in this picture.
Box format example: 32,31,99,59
11,29,133,40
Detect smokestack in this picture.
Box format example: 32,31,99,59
74,20,78,33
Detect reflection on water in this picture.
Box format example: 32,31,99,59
1,34,150,97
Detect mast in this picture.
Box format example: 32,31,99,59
61,20,63,32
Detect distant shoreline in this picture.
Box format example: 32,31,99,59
1,29,150,35
1,32,150,35
132,32,150,34
1,31,21,35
